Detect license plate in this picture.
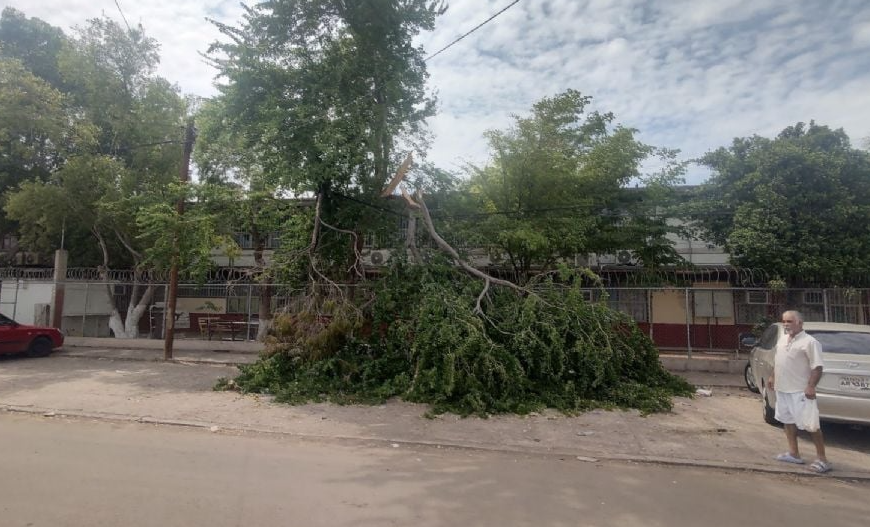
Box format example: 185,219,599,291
839,376,870,391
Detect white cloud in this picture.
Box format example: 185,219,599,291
3,0,870,183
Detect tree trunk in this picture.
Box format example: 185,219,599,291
253,230,273,342
123,284,155,338
106,283,155,339
256,288,273,341
108,308,126,338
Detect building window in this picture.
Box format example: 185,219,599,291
803,290,824,305
606,289,648,322
745,290,769,305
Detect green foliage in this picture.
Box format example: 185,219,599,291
2,12,189,269
226,263,693,416
207,0,444,198
135,182,236,281
0,7,67,90
453,90,685,282
688,122,870,284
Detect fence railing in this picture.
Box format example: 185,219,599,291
598,287,870,357
1,278,867,355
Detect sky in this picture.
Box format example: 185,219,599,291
4,0,870,184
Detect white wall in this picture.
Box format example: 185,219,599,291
0,280,54,324
62,282,114,316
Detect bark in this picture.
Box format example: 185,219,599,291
405,210,421,264
94,226,126,338
253,229,273,342
410,191,530,313
96,226,156,339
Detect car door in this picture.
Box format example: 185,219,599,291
751,323,780,387
0,313,26,354
810,330,870,422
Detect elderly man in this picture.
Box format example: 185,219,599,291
768,310,831,473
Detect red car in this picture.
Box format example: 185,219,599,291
0,313,64,357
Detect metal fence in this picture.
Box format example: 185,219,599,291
595,287,870,356
2,275,868,355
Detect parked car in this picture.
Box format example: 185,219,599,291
748,322,870,426
739,332,760,393
0,313,64,357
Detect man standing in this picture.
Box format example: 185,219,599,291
768,310,831,473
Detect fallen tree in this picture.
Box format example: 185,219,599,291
220,262,693,416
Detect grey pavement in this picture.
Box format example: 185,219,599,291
2,350,868,481
62,337,749,376
4,414,868,527
64,336,263,354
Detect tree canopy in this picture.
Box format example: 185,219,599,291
207,0,445,198
448,90,685,282
688,122,870,284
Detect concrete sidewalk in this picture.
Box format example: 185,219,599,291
64,336,263,354
63,337,748,375
2,353,867,481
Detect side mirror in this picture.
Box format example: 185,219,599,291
740,336,757,348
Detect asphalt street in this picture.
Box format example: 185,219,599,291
1,413,868,527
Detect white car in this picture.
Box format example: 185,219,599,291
748,322,870,425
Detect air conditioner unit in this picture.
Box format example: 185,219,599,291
363,250,391,266
616,250,636,265
14,251,40,266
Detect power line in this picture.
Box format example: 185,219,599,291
333,192,405,217
114,0,132,32
424,0,522,62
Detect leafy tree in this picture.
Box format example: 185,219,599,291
2,15,205,336
194,97,300,339
206,0,446,282
454,90,684,283
0,7,67,89
689,122,870,284
224,262,694,416
0,57,95,199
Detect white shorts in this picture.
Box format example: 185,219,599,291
775,391,819,431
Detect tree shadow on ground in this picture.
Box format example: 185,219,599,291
0,353,235,398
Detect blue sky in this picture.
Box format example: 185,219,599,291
4,0,870,183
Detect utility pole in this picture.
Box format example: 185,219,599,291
164,118,196,360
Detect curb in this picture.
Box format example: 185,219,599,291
55,352,249,367
3,403,868,483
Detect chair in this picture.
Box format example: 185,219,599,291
198,317,217,339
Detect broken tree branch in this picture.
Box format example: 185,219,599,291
405,210,422,264
413,190,528,296
475,276,491,315
381,152,413,197
319,218,365,278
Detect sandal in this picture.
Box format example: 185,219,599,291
775,452,805,464
809,460,832,474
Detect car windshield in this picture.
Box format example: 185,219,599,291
807,331,870,356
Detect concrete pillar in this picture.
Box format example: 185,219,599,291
51,249,68,329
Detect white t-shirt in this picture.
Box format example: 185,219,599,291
774,330,824,393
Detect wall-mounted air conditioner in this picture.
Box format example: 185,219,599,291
14,252,40,266
362,249,392,266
